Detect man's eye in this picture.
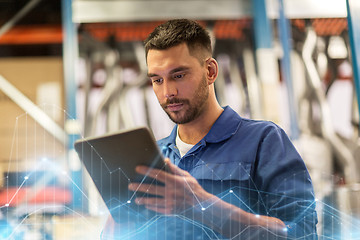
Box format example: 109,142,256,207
173,73,185,79
152,78,163,84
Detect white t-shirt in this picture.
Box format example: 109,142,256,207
175,128,195,158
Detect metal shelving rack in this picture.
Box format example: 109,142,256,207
72,0,347,23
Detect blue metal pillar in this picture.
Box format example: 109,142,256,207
346,0,360,130
252,0,280,122
253,0,272,50
62,0,84,210
277,0,300,140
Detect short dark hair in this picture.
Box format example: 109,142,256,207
144,19,212,61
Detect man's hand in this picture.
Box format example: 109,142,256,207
128,158,212,215
128,159,287,239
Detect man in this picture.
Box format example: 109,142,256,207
102,19,317,240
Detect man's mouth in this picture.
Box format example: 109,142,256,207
166,103,184,112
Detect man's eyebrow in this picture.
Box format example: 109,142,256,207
169,66,190,74
147,66,190,78
147,73,158,78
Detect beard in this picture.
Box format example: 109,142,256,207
160,75,209,124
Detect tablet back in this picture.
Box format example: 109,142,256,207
74,127,167,223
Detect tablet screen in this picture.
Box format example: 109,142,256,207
74,127,168,223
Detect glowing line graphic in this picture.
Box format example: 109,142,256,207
3,106,360,240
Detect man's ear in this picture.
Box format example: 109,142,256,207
206,58,218,85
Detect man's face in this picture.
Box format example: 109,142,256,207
147,43,209,124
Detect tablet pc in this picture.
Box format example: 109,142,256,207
74,127,168,223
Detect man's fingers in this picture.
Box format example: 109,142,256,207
135,165,173,183
128,183,165,196
135,197,174,214
134,159,189,183
164,158,189,176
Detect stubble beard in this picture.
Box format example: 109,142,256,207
161,75,209,124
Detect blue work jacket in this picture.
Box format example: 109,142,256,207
102,106,318,240
156,106,318,239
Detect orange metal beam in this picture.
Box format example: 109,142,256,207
0,25,63,45
0,19,347,45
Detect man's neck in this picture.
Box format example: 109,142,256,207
178,103,223,145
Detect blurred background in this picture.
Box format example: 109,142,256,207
0,0,359,239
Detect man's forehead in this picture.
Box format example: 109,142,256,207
147,44,196,71
147,43,190,59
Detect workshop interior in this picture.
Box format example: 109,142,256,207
0,0,359,239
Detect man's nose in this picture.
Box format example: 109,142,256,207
163,80,177,98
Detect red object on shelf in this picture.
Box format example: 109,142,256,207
214,19,252,40
292,18,348,36
0,186,72,207
81,20,252,42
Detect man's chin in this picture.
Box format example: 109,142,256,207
164,111,184,124
167,112,182,123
